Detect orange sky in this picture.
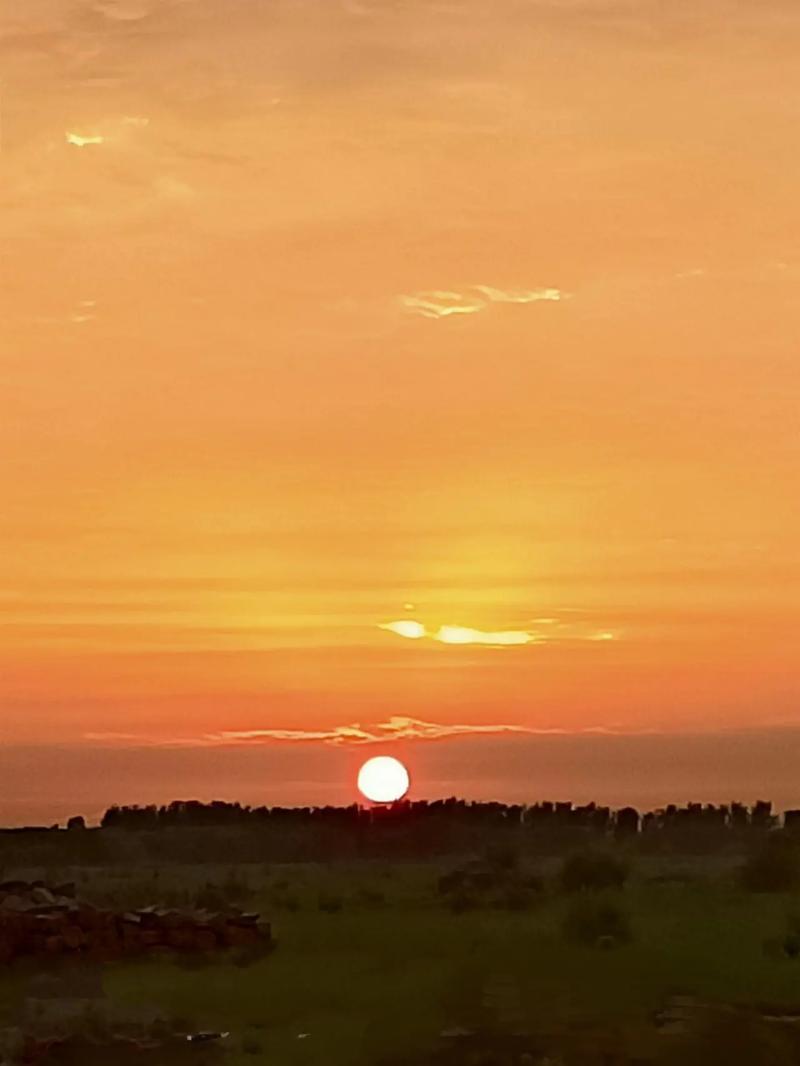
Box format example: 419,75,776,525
1,0,799,822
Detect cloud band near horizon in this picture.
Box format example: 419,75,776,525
84,716,648,749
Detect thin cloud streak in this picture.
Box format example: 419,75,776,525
400,285,567,319
380,619,538,646
65,132,105,147
86,717,650,750
473,285,566,305
380,620,616,647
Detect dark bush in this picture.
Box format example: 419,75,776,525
448,889,478,914
354,887,386,908
742,836,800,892
485,843,518,871
242,1035,263,1055
662,1008,795,1066
222,871,252,903
272,891,299,912
469,866,502,891
767,914,800,958
174,951,212,971
194,883,228,912
495,887,536,911
232,941,275,967
559,851,629,893
438,869,467,895
562,897,632,947
318,892,343,913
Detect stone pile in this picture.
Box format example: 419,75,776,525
0,880,271,964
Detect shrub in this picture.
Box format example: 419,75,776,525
495,887,536,911
232,941,275,967
448,889,478,914
485,843,519,871
438,870,467,895
562,897,632,947
277,893,300,912
524,873,545,893
194,883,228,912
469,866,502,891
766,914,800,958
174,951,212,971
354,887,386,908
741,836,800,892
222,870,252,903
318,892,343,913
559,851,629,893
242,1035,263,1055
664,1008,795,1066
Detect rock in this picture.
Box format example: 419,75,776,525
0,934,14,964
31,887,56,907
61,925,86,951
1,895,33,912
194,928,218,952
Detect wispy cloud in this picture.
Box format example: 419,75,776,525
435,625,535,646
65,132,105,148
399,292,485,319
400,285,567,320
379,620,428,640
210,725,376,745
85,716,631,750
473,285,565,305
379,618,615,647
92,0,153,21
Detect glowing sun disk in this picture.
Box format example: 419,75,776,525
357,756,410,803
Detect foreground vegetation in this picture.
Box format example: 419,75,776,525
4,832,800,1063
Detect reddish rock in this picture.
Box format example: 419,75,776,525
62,924,87,950
195,928,218,952
44,935,64,954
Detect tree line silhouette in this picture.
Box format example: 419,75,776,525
3,799,796,867
98,797,782,835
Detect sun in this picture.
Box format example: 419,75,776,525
357,756,410,804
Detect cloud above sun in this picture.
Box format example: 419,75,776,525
86,716,634,749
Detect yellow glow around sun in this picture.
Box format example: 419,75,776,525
357,756,410,803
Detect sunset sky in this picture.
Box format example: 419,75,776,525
2,0,799,823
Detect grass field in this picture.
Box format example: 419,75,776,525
4,857,799,1064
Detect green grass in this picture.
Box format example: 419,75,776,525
4,861,800,1064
